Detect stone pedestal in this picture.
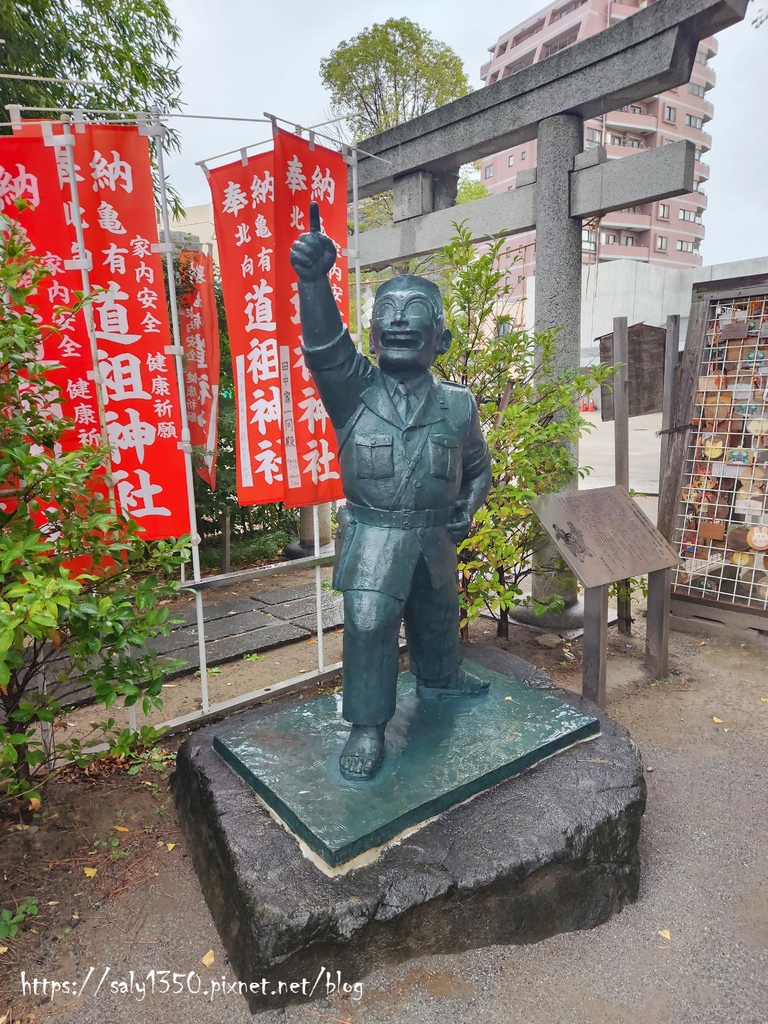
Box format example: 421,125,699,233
172,645,645,1012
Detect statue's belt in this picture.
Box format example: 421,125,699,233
345,502,454,530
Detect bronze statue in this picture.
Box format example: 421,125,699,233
290,203,492,781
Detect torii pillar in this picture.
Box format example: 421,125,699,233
348,0,748,624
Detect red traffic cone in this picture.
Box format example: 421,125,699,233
587,395,596,412
579,396,587,412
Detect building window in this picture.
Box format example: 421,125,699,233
496,41,508,58
625,137,644,149
513,20,545,47
508,154,514,167
664,105,676,123
659,203,670,220
521,150,526,161
599,231,617,245
581,229,596,253
542,29,579,59
679,209,703,223
622,236,636,247
585,127,602,149
695,51,708,65
608,133,623,146
484,164,494,179
656,236,668,251
517,274,524,283
677,240,696,253
686,114,704,129
689,83,706,98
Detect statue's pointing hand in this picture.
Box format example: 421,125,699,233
289,201,337,282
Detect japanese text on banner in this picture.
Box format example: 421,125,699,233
273,130,348,509
71,125,190,539
0,136,99,453
209,152,285,505
178,250,220,489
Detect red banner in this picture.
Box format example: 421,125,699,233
0,135,99,452
273,130,348,509
10,121,192,540
72,125,190,539
178,250,220,489
209,152,284,505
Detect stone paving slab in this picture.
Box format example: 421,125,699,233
252,583,316,606
257,593,342,622
170,597,261,628
147,610,278,654
161,621,310,676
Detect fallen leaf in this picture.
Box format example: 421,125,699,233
47,901,60,906
201,949,215,968
698,641,707,646
724,728,730,733
114,826,129,833
761,698,768,703
28,797,41,811
83,867,97,878
712,717,723,724
166,843,176,852
299,790,309,795
657,929,671,942
0,946,8,955
505,696,513,701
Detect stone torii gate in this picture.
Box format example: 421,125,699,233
347,0,748,620
351,0,746,366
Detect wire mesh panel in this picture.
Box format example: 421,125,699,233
671,288,768,613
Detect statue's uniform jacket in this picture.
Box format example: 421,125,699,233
302,326,490,602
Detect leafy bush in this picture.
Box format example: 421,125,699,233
0,213,188,811
434,223,614,638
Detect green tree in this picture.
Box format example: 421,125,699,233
0,0,181,116
0,211,187,811
320,17,470,141
434,224,614,639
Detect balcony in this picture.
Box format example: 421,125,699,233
698,64,717,89
605,108,657,135
601,211,651,231
609,1,641,23
699,99,715,122
695,160,710,181
598,242,650,262
604,141,648,161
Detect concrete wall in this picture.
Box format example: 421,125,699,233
526,255,768,363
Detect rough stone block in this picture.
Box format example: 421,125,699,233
392,170,434,222
173,645,645,1012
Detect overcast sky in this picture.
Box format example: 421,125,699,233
164,0,767,267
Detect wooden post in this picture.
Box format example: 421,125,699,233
613,317,631,635
659,315,680,483
220,511,231,575
582,584,608,709
645,567,670,679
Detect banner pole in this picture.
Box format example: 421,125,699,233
350,145,363,353
149,106,210,713
56,121,115,511
313,503,325,671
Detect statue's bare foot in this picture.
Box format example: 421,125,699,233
339,724,386,781
417,667,490,700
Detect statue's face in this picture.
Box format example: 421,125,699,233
370,278,451,375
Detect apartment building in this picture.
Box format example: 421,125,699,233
479,0,715,294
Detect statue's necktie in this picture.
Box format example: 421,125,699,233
393,381,412,423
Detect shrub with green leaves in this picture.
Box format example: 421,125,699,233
434,223,614,638
0,212,188,811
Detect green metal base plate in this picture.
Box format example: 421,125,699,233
213,659,599,867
